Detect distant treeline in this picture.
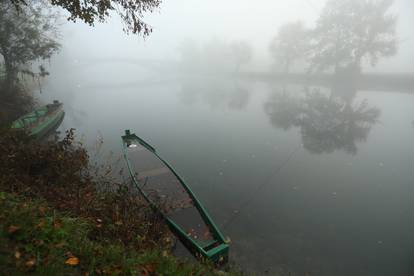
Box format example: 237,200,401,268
179,0,400,77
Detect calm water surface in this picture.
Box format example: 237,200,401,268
43,65,414,275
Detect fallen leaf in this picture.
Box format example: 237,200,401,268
8,225,20,234
15,251,21,259
65,257,79,266
25,258,36,268
36,220,45,229
35,239,45,246
141,264,155,276
55,242,66,248
54,220,62,229
38,206,47,215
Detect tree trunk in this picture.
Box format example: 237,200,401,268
3,55,17,95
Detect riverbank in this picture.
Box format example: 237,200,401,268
0,128,238,275
238,72,414,93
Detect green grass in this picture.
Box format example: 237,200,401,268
0,191,233,275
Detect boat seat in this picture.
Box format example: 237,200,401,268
203,240,219,251
205,243,229,259
136,167,170,180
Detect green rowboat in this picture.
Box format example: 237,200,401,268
11,100,65,139
122,130,229,264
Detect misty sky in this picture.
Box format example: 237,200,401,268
58,0,413,73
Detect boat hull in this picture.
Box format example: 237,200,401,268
11,101,64,140
122,130,229,264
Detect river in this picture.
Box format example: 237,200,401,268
41,63,414,275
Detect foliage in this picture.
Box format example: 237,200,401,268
309,0,397,73
10,0,162,36
0,129,240,274
0,129,169,249
0,192,231,275
0,80,34,125
269,21,310,73
0,1,60,93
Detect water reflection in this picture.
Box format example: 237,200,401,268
178,77,250,110
264,84,380,154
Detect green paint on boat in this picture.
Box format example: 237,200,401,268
11,100,65,139
121,130,229,264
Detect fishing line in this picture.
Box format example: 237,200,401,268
221,144,302,231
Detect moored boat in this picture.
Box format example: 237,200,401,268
10,100,65,139
121,130,229,264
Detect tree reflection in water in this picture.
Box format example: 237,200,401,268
264,85,380,154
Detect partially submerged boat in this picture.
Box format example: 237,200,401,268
11,100,64,139
122,130,229,263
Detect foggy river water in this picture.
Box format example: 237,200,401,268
42,70,414,275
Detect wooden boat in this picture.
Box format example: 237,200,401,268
11,100,65,139
121,130,229,263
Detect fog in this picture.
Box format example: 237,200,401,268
3,0,414,275
52,0,414,74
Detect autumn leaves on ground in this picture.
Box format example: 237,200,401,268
0,129,235,275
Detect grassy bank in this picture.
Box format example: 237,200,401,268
0,129,238,275
0,192,228,275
